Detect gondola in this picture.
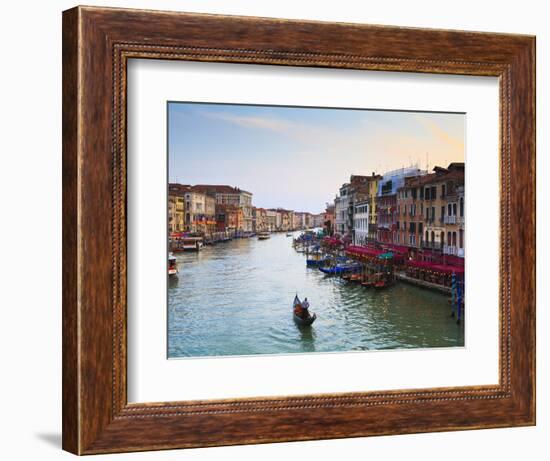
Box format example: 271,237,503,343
293,295,316,326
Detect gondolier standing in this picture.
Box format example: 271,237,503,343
292,295,316,326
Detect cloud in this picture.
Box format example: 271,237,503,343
201,111,295,134
414,115,464,152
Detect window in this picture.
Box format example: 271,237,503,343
447,231,451,245
460,197,464,217
459,229,464,248
441,184,446,197
453,203,457,216
452,231,457,246
431,186,436,198
448,203,452,216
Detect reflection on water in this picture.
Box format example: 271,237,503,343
168,233,464,358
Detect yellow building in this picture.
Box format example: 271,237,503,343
168,186,186,234
350,173,381,240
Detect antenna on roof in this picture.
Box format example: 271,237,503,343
425,152,429,172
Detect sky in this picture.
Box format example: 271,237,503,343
168,102,464,214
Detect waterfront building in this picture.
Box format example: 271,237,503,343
216,204,242,235
183,188,206,233
203,193,217,236
349,173,382,241
353,200,370,245
396,174,431,251
376,167,427,244
265,209,278,232
334,183,351,236
323,204,335,235
178,187,216,234
293,212,306,230
278,209,294,231
192,185,254,232
305,213,314,229
168,190,186,234
313,212,325,228
457,185,465,257
252,207,269,233
419,163,464,256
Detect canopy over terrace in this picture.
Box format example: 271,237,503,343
322,236,344,247
380,243,409,255
406,259,465,275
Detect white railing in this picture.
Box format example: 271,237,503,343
457,248,465,257
444,245,458,255
444,215,457,224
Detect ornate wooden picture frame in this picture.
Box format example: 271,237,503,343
62,6,535,455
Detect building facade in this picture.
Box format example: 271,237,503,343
323,204,335,235
334,183,351,236
252,207,269,233
420,163,465,257
215,204,243,233
349,174,381,241
353,200,370,245
376,167,427,244
265,209,278,232
192,185,254,232
168,192,185,234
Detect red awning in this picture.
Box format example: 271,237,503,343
406,259,464,274
345,245,385,258
323,237,343,246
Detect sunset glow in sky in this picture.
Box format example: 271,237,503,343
168,102,465,213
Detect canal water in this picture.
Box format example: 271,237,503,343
168,232,464,358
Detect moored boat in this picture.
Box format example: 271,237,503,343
168,253,178,276
319,262,361,275
258,231,271,240
180,237,203,251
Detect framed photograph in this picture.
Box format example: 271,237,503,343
62,6,535,454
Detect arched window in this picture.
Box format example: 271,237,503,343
431,231,435,243
446,231,450,245
460,197,464,217
459,229,464,248
452,231,457,246
448,203,452,216
426,230,429,242
453,203,457,216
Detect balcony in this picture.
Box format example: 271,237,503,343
422,241,442,250
443,245,458,255
444,215,457,224
457,248,465,257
